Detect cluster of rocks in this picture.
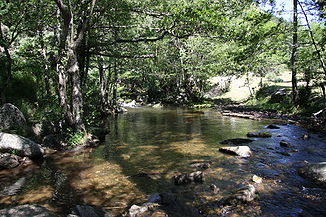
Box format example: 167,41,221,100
0,104,45,170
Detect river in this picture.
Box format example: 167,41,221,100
1,107,326,216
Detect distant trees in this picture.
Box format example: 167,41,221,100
1,0,324,131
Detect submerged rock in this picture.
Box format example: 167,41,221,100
301,134,310,140
0,103,26,132
0,153,22,169
0,132,44,158
148,193,162,203
267,124,280,129
129,203,160,217
298,162,326,188
219,146,252,158
247,132,272,138
73,205,110,217
280,140,291,147
252,175,263,184
174,171,203,185
189,161,212,169
147,192,177,205
0,204,55,217
220,138,254,145
209,184,219,194
131,172,162,180
221,184,257,205
0,177,27,196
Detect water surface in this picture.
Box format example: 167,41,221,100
5,107,324,216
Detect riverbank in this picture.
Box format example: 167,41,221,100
213,103,326,134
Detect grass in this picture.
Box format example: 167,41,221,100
207,70,326,116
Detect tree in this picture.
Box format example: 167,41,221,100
291,0,299,103
53,0,97,131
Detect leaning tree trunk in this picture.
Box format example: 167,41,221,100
291,0,299,104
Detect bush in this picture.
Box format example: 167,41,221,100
67,130,85,147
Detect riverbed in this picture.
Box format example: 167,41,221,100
0,107,326,216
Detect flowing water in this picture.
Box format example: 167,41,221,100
1,107,326,216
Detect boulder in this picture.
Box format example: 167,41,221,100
0,204,56,217
219,146,252,158
247,132,272,138
0,132,43,158
221,184,257,205
0,153,22,169
174,171,203,185
220,138,254,145
298,162,326,188
0,103,26,132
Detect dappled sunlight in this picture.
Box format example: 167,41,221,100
0,108,275,216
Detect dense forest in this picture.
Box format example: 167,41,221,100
0,0,325,138
1,1,326,216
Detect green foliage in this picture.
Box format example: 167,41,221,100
1,0,324,133
67,130,85,147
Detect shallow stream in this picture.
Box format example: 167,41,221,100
1,107,326,216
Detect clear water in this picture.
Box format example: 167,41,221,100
5,107,325,216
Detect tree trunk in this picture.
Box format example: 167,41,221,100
298,1,326,75
291,0,299,104
0,23,12,104
112,59,118,111
54,0,97,131
68,44,85,131
98,56,110,116
39,30,51,97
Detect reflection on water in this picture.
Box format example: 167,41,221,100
0,107,271,216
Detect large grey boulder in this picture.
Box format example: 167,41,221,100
0,133,43,158
0,204,56,217
219,146,252,158
298,162,326,188
0,103,26,132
